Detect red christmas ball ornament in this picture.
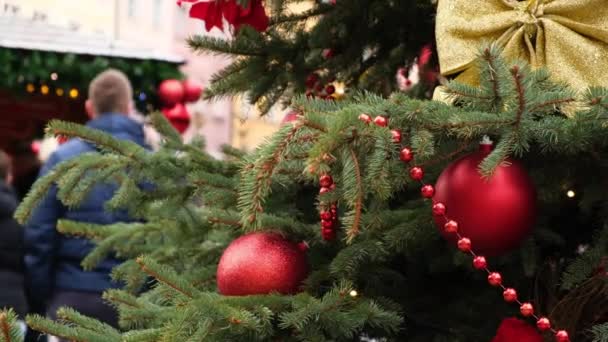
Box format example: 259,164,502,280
30,141,41,154
358,113,372,124
325,85,336,95
555,330,570,342
321,219,334,229
57,135,69,145
432,202,446,216
319,174,334,187
217,232,309,295
503,288,518,302
322,48,334,59
399,147,414,163
421,185,435,198
409,167,424,181
520,303,534,317
536,317,551,331
491,318,543,342
433,139,536,257
162,103,191,134
158,79,185,106
391,130,402,143
444,220,458,233
457,237,471,252
322,228,337,241
373,116,388,127
473,256,487,269
305,73,319,88
488,272,502,286
281,110,300,125
319,187,330,194
182,79,203,103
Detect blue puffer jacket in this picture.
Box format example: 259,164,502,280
24,114,148,304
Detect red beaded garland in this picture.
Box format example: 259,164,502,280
359,113,372,124
321,228,336,241
536,317,551,331
457,237,472,252
473,256,487,269
391,130,402,143
520,303,534,317
503,288,517,302
321,220,334,229
409,167,424,181
421,185,435,198
320,174,334,187
555,330,570,342
488,272,502,286
373,116,388,127
432,202,446,216
444,220,458,233
399,147,414,163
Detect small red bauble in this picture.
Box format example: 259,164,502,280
320,211,332,221
217,232,309,295
409,167,424,181
433,141,536,257
373,116,388,127
319,174,333,187
488,272,502,286
399,147,414,162
321,219,334,229
492,318,543,342
503,288,517,302
473,256,487,269
281,110,300,125
457,237,471,252
158,79,185,106
444,220,458,233
555,330,570,342
162,103,191,134
421,185,435,198
359,113,372,123
319,187,330,194
520,303,534,317
57,135,69,145
536,317,551,331
391,130,402,143
182,79,203,103
325,85,336,95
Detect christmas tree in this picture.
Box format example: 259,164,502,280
7,0,608,341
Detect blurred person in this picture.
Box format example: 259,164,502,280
24,69,149,337
0,150,28,333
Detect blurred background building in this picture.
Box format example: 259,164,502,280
0,0,285,158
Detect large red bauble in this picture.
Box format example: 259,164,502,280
158,79,185,106
182,79,203,103
433,142,536,257
217,232,309,296
161,103,191,134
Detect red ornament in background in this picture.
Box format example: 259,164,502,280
217,232,309,295
162,103,191,134
433,139,536,257
30,141,41,155
491,318,543,342
180,0,269,33
57,136,69,145
182,79,203,103
281,111,300,125
158,79,185,106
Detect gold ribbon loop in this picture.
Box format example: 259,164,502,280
436,0,608,91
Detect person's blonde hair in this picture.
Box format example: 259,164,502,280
88,69,133,114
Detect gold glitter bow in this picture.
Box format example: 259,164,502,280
435,0,608,91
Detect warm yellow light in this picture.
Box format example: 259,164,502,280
349,290,358,297
26,84,35,93
40,85,50,95
567,190,575,198
56,88,64,96
69,88,79,99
